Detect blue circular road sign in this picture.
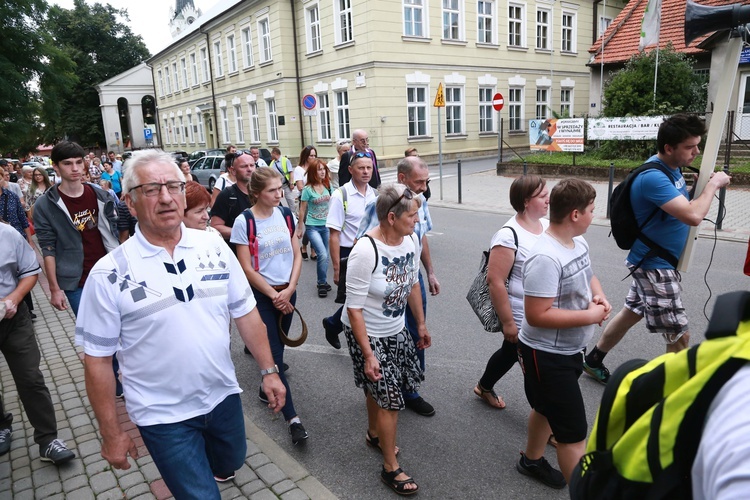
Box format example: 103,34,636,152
302,94,317,110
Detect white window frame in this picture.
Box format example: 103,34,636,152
317,92,331,141
197,111,206,144
157,70,165,97
479,86,494,133
407,85,429,138
599,16,612,37
172,62,179,92
508,87,524,132
220,107,230,144
234,104,244,143
334,90,350,140
560,88,573,116
214,40,224,77
508,3,525,47
442,0,463,41
334,0,353,45
241,27,254,68
404,0,426,38
307,4,322,53
227,34,237,73
562,11,576,52
477,0,495,44
178,116,185,144
163,118,171,144
536,87,549,120
200,47,209,83
190,53,198,87
258,18,272,63
248,101,261,143
181,58,189,89
172,117,178,142
187,112,195,143
164,66,172,94
266,98,278,142
536,8,551,50
445,85,464,135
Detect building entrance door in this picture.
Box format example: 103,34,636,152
735,72,750,140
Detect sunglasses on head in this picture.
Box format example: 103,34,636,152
354,151,372,159
387,189,414,214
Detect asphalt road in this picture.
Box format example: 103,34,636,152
231,205,748,499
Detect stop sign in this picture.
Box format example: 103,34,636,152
492,93,504,111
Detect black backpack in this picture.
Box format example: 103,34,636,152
609,163,680,273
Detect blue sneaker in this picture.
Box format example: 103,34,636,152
583,361,611,384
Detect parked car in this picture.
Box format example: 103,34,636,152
45,167,58,184
190,155,224,190
188,149,224,166
170,151,189,162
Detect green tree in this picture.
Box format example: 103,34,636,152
0,0,50,155
39,0,150,147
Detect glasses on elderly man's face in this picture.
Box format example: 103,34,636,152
387,189,414,214
132,181,186,197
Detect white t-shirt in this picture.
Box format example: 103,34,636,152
215,173,235,192
75,225,255,426
520,233,594,354
489,216,550,329
343,234,420,337
325,182,377,248
230,208,294,286
692,365,750,499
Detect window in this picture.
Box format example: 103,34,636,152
560,88,572,116
200,48,209,83
190,53,198,86
187,114,195,143
335,0,353,44
334,90,350,139
477,1,494,44
307,5,322,53
317,93,331,141
407,86,428,137
241,27,254,68
178,116,185,144
536,9,550,50
479,87,494,132
227,34,237,73
164,66,172,94
214,40,224,77
508,87,523,131
404,0,425,37
446,86,463,134
536,88,549,120
172,117,178,142
197,111,205,143
234,105,244,143
562,12,576,52
259,18,272,62
599,16,612,37
266,98,278,142
172,62,179,92
248,102,261,143
508,4,524,47
442,0,461,40
163,118,171,144
157,70,165,97
221,107,230,144
181,58,189,89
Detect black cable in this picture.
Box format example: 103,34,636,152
701,193,726,321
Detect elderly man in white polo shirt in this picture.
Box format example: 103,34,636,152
75,150,285,499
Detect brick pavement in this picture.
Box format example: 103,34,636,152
0,247,336,499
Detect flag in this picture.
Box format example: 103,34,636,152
639,0,662,50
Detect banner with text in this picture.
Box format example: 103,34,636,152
587,116,666,141
529,118,585,152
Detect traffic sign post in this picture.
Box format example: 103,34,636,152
302,94,317,144
493,93,504,163
435,83,445,200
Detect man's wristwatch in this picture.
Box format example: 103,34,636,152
260,365,280,376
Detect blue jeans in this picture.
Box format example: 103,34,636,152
138,394,246,500
66,287,121,395
305,225,329,285
253,288,298,421
403,272,427,400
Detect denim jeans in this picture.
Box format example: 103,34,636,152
403,272,427,400
305,225,330,285
253,288,298,421
138,394,246,500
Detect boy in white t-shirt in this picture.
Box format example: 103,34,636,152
517,179,611,488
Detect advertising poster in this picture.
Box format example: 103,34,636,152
587,116,666,140
529,118,585,152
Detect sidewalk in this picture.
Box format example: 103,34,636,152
0,249,337,499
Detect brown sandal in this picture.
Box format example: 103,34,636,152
473,384,506,409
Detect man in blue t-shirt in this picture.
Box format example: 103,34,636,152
583,114,731,384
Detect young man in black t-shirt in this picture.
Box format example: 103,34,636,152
210,152,256,254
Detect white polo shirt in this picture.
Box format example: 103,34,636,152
75,225,255,426
325,181,377,248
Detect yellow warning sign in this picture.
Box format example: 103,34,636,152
434,83,445,108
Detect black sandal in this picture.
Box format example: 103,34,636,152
301,249,309,260
381,466,418,496
366,431,399,456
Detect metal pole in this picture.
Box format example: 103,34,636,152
606,162,615,219
717,165,729,230
457,159,462,204
308,116,313,145
497,112,502,163
438,107,443,201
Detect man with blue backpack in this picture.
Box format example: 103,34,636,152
583,114,731,384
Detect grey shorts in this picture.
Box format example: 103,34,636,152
624,265,689,344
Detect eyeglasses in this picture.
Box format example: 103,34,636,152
387,189,414,214
132,181,186,197
354,151,372,159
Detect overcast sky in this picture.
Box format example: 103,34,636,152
48,0,218,54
